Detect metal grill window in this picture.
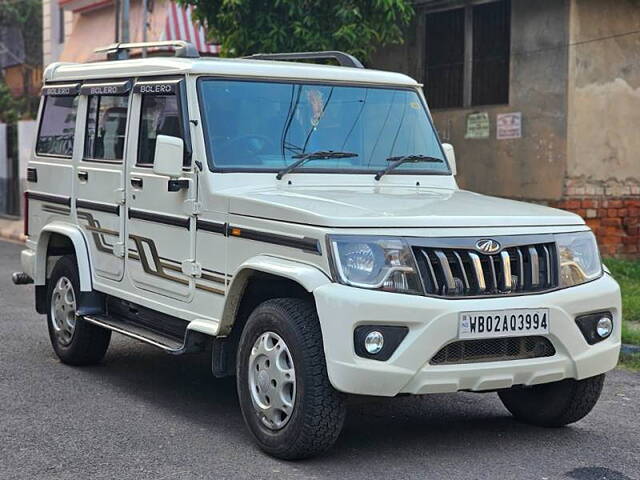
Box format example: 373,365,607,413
414,242,557,297
431,336,556,365
424,0,511,109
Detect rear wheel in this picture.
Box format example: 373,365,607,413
236,298,346,460
46,255,111,365
498,374,605,427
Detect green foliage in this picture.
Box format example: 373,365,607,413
0,0,42,68
619,352,640,371
0,0,43,120
0,81,24,123
604,258,640,345
176,0,414,62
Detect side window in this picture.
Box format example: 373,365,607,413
138,94,183,167
84,95,129,162
36,95,79,157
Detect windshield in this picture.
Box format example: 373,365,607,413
198,79,449,175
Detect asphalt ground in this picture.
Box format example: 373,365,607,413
1,239,639,480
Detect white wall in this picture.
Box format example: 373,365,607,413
0,123,8,214
17,121,37,182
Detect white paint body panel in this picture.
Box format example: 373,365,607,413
224,182,583,228
314,274,621,396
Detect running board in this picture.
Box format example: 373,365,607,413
82,314,207,355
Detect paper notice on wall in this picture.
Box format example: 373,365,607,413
497,112,522,140
465,112,490,139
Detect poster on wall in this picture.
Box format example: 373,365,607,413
465,112,490,139
497,112,522,140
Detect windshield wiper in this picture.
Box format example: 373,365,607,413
276,150,358,180
374,154,444,181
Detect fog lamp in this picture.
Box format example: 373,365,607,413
364,331,384,354
596,317,613,339
575,311,613,345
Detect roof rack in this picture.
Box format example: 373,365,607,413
94,41,200,60
244,51,364,69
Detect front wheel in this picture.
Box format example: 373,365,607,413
498,374,605,427
236,298,346,460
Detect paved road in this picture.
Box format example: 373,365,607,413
1,240,639,480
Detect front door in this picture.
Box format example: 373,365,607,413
125,78,197,302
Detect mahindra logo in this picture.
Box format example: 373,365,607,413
475,238,501,254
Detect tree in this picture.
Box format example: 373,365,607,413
176,0,414,63
0,0,42,120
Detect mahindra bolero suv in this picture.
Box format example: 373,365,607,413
13,41,621,459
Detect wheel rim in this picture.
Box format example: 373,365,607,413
50,276,77,346
248,331,296,430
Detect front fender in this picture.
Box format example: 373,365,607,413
218,255,332,335
35,222,93,292
231,255,332,293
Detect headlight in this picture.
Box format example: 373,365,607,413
556,231,603,287
329,235,422,295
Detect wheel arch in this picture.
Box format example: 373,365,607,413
220,255,332,336
35,222,93,292
210,255,332,378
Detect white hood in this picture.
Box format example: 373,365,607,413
226,185,583,228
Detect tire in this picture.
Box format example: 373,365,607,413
498,374,605,427
46,255,111,366
236,298,346,460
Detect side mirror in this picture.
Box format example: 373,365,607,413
442,143,456,176
153,135,184,179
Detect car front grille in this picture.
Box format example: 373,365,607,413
412,239,558,298
430,336,556,365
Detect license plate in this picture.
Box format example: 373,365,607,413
459,309,549,340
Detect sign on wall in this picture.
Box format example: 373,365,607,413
465,112,490,139
497,112,522,140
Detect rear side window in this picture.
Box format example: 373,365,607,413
138,94,183,167
36,95,79,158
84,95,129,162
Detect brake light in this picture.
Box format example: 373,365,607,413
23,192,29,237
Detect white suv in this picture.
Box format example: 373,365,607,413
14,41,621,459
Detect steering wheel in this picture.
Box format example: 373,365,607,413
219,134,278,159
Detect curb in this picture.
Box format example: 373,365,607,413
621,344,640,355
0,231,26,244
0,219,25,244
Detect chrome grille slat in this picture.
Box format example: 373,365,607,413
434,250,456,292
453,251,470,291
488,256,498,291
421,250,439,292
500,251,512,291
542,244,552,286
516,248,525,291
413,239,557,298
468,252,486,293
528,247,540,287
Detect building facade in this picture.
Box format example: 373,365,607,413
372,0,640,257
43,0,218,64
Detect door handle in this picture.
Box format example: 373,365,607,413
130,177,143,189
77,170,88,181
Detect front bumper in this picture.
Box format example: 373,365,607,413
314,274,621,396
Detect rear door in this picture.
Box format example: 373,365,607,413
27,84,80,236
74,80,132,282
125,77,197,301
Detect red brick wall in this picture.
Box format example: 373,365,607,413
552,198,640,257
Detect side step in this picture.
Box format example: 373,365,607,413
83,314,206,355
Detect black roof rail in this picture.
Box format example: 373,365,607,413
244,51,364,69
94,41,200,60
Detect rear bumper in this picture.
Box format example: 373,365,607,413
314,274,621,396
20,247,36,280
